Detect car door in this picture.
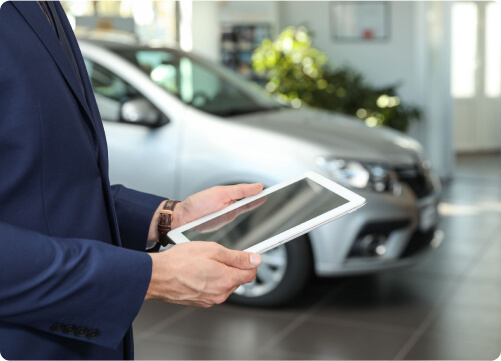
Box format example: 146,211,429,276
83,58,180,197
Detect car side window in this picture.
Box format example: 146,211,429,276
134,51,180,97
181,57,258,114
84,59,142,122
129,51,257,115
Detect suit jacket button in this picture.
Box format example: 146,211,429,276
75,327,88,337
63,325,77,334
50,323,65,332
86,329,100,339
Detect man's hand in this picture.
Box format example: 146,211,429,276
191,195,267,233
172,183,264,229
145,242,261,307
148,183,263,242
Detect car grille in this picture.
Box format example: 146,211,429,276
395,164,434,199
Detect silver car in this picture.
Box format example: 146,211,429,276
80,40,443,307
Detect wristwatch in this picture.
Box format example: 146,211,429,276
157,200,180,247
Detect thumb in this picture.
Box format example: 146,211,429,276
226,183,264,201
215,248,262,269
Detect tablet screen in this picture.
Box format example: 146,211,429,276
181,178,349,251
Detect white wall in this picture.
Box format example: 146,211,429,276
219,1,279,26
279,2,418,104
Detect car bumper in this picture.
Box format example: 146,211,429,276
309,184,443,277
314,229,444,276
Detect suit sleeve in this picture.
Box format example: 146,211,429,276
0,220,152,349
111,185,166,252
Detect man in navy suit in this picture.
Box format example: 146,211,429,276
0,2,262,359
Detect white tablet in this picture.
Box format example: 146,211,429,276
168,171,366,254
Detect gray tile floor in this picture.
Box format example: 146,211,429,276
133,154,501,360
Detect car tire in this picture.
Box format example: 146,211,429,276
228,235,313,307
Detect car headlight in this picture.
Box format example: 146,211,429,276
316,157,401,194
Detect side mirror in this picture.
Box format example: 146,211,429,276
120,98,168,127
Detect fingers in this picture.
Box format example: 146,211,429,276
210,244,261,270
193,196,268,233
192,208,240,233
234,268,258,286
235,195,267,213
151,242,259,308
177,183,264,227
224,183,263,202
224,267,257,291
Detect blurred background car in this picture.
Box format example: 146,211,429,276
79,39,443,307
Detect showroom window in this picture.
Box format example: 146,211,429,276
451,2,478,98
62,1,178,45
484,2,501,98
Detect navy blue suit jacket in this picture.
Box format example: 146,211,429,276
0,2,164,359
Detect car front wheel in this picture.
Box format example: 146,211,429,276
228,235,313,307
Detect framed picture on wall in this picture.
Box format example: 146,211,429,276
331,2,390,42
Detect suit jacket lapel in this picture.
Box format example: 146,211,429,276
51,2,124,248
51,2,106,144
11,2,95,127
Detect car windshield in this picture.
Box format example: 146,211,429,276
111,48,283,117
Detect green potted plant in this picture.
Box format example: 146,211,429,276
252,26,421,132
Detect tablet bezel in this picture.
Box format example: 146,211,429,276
167,171,366,254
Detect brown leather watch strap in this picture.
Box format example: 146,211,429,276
158,200,180,247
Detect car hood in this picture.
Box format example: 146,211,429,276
234,108,424,166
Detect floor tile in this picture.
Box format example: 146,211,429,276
405,251,473,279
273,319,411,360
432,227,490,257
312,273,452,329
437,214,500,244
134,338,255,360
259,348,333,360
153,306,292,351
216,302,301,321
433,239,484,259
448,279,501,309
223,275,340,316
480,236,501,262
404,331,501,360
466,250,501,283
428,303,501,343
133,300,186,333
